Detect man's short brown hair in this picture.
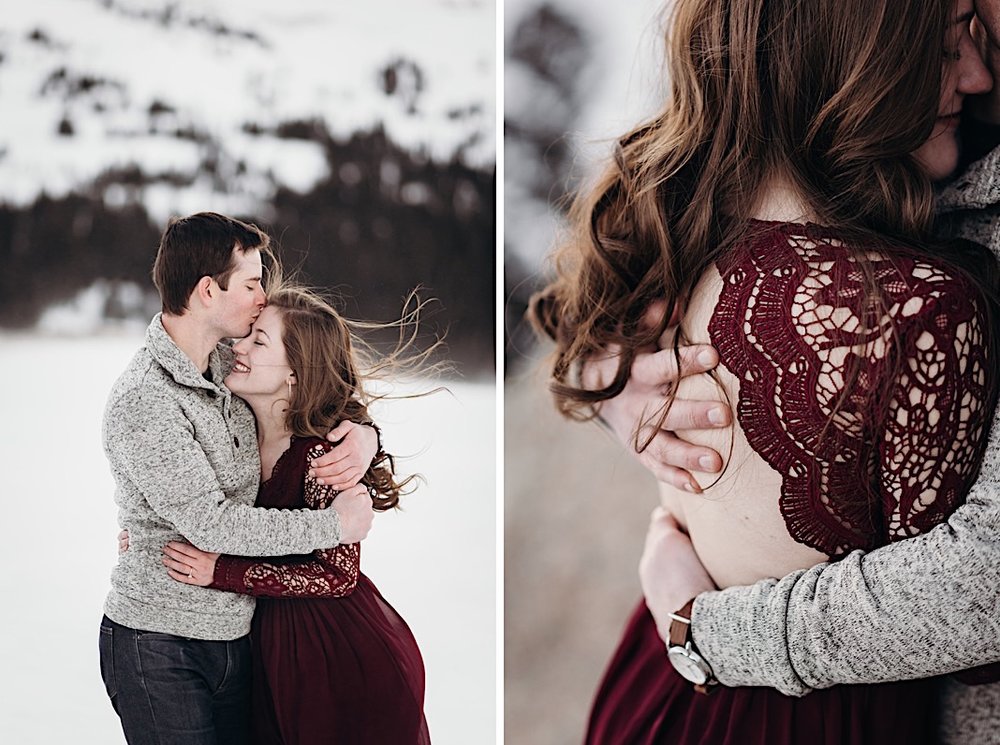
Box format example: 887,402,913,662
152,212,272,315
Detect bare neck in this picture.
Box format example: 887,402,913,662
160,313,223,374
751,174,816,224
250,398,293,479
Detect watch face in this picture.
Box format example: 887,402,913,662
668,646,710,685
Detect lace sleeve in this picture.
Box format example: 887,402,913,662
876,262,994,541
210,444,360,598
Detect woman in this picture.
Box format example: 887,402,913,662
158,283,431,744
531,0,999,742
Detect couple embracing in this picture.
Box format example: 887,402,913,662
98,212,430,744
533,0,1000,742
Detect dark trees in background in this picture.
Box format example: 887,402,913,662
503,4,587,374
0,127,494,374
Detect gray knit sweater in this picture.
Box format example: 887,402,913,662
691,148,1000,743
103,315,344,640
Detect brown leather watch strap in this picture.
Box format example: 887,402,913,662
668,598,695,647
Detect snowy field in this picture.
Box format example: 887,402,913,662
0,331,496,744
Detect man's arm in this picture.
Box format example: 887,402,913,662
595,310,1000,693
689,414,1000,694
107,396,373,555
631,361,1000,695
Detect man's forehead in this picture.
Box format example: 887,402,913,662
231,247,263,276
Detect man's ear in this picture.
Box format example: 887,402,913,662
193,276,215,308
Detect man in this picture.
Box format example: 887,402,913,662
99,212,379,744
592,4,1000,743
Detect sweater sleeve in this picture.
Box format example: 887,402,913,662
210,443,362,598
691,282,1000,695
106,395,343,556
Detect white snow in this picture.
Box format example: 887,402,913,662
0,0,495,221
0,331,496,744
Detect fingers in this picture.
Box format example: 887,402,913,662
311,460,364,487
311,446,350,468
166,568,191,584
661,398,731,431
323,469,364,490
164,541,203,561
336,483,369,500
639,457,704,494
631,345,719,386
644,430,723,473
325,420,354,443
165,567,210,587
161,553,191,575
333,484,376,543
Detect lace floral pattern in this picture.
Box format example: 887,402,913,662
212,443,361,598
709,222,994,555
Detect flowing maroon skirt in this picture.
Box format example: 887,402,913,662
585,600,938,745
249,574,430,745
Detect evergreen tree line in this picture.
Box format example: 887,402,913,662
0,125,495,374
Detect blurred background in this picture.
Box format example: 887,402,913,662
504,0,674,743
0,1,495,743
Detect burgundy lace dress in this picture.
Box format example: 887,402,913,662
586,222,996,745
210,435,430,745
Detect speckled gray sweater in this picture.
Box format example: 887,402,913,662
691,147,1000,743
103,315,343,640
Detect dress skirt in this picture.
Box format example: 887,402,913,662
250,574,430,745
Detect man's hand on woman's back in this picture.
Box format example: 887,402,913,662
582,301,732,493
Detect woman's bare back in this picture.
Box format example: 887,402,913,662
657,221,993,589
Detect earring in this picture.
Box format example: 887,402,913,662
287,379,293,400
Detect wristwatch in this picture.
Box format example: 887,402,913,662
666,599,716,693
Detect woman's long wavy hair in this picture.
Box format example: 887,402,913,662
529,0,997,424
268,281,441,511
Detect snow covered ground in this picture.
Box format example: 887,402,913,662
0,331,496,744
0,0,495,222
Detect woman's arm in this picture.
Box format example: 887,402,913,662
210,542,360,599
166,443,367,599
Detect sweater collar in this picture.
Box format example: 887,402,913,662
145,313,235,392
937,144,1000,214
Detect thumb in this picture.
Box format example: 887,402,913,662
326,420,352,443
650,506,682,532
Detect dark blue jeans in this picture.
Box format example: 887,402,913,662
99,616,251,745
